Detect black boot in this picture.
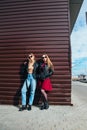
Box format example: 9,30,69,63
40,104,45,110
44,101,49,109
27,105,32,111
19,105,26,111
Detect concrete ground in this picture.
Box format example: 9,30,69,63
0,82,87,130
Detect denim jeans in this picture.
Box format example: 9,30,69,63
21,74,36,106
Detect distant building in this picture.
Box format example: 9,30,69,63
72,75,79,81
78,74,87,83
78,74,86,80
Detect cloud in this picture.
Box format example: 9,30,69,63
72,57,87,76
71,27,87,61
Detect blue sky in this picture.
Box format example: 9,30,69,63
71,0,87,76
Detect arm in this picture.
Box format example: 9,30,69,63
45,68,54,78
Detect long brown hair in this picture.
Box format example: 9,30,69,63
43,54,54,71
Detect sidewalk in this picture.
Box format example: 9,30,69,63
0,83,87,130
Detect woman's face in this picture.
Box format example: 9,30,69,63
28,54,35,61
42,55,47,63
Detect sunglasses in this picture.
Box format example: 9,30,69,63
28,55,33,59
42,56,47,59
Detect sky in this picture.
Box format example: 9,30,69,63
71,0,87,76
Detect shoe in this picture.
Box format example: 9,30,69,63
19,105,26,111
27,105,32,111
44,101,49,109
40,104,45,110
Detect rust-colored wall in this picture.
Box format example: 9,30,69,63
0,0,71,105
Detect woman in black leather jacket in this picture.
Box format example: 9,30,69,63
38,54,54,110
19,53,38,111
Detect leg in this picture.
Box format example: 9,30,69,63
19,79,30,111
41,89,48,101
40,89,49,110
28,78,36,106
27,78,36,111
21,79,30,106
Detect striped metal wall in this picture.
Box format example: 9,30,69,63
0,0,71,105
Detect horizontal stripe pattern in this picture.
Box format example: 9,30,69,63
0,0,71,105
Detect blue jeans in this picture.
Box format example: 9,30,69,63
21,74,36,106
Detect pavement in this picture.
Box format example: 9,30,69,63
0,82,87,130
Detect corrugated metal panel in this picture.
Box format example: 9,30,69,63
0,0,71,105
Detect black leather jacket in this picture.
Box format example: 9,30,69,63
32,62,39,79
38,62,54,80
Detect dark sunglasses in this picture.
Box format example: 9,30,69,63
28,55,33,59
42,56,47,59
